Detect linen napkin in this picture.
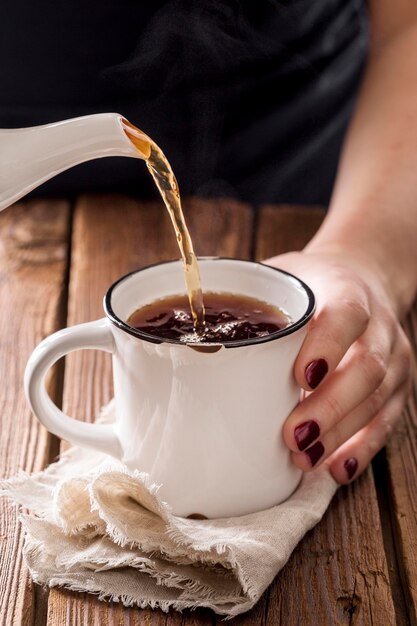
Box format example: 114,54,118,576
1,400,337,618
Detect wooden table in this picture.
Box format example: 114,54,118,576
0,195,416,626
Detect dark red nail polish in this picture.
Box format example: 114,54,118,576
344,457,358,480
305,359,328,389
294,420,320,451
305,441,325,467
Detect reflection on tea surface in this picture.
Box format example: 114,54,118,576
128,292,291,344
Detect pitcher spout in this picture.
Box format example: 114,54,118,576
0,113,151,211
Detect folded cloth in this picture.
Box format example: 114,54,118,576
1,400,337,618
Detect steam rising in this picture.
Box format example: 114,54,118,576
102,1,368,203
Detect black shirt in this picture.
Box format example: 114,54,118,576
0,1,368,204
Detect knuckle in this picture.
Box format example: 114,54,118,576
377,416,395,447
310,320,346,355
341,295,371,329
365,437,380,458
360,348,388,389
368,386,385,417
366,413,400,459
327,420,344,450
323,393,346,424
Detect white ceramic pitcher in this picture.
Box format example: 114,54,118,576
0,113,150,211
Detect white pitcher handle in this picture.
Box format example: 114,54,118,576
24,318,121,458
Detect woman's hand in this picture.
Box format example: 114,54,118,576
260,0,417,485
265,249,412,484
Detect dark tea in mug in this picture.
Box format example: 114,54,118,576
127,292,291,344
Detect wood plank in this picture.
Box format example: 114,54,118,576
46,194,253,625
257,205,326,255
385,305,417,626
0,200,70,626
254,205,398,625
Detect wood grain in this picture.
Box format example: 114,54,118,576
4,198,414,624
0,200,70,626
255,204,398,625
385,305,417,626
43,198,415,625
46,194,253,625
258,205,326,255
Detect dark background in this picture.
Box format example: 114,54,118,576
0,0,368,204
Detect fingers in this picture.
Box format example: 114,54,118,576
284,314,398,454
290,377,409,473
284,321,411,472
271,251,412,483
293,273,372,391
286,323,411,475
328,380,410,484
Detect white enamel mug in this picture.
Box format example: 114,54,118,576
25,258,315,518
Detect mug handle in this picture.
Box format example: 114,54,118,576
24,318,122,459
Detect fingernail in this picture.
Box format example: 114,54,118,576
305,441,325,467
344,457,358,480
294,420,320,451
305,359,328,389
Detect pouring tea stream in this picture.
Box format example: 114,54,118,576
0,113,204,327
